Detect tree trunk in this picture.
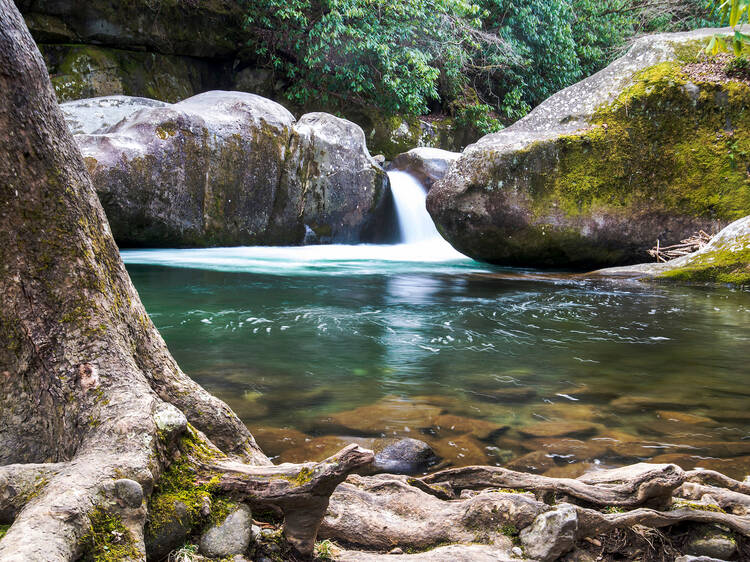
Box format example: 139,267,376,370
0,2,372,559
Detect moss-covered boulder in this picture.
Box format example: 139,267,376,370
65,91,393,247
40,44,229,103
427,27,750,268
595,215,750,286
19,0,243,58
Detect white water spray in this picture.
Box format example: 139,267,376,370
389,170,442,243
122,171,471,274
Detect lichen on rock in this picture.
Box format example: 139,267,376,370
427,27,750,269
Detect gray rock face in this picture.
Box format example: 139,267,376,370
519,504,578,561
391,147,460,191
427,27,750,268
61,96,168,135
18,0,244,59
65,92,395,247
200,503,254,558
373,438,439,474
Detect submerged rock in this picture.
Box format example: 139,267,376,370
373,438,439,474
427,27,750,268
65,92,394,247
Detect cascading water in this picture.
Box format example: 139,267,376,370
389,170,442,243
122,170,470,274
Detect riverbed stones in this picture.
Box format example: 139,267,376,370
373,438,439,474
685,528,738,559
427,27,750,268
518,421,599,439
431,434,491,466
504,451,558,473
327,396,442,435
431,413,508,440
145,500,191,561
249,427,308,458
64,92,393,247
200,504,254,558
519,504,578,561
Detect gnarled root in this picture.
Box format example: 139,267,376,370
321,463,750,560
417,462,684,507
195,443,374,555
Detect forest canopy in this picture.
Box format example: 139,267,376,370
242,0,720,129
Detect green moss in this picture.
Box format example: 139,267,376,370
602,506,626,514
658,246,750,285
146,427,229,536
671,500,726,513
493,488,528,494
80,507,139,562
500,523,519,537
0,524,9,540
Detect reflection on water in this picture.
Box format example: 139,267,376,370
124,251,750,479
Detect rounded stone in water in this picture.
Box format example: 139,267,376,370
373,438,439,475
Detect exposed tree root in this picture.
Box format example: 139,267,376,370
685,468,750,495
194,444,374,554
417,462,684,507
576,505,750,537
677,481,750,515
320,463,750,560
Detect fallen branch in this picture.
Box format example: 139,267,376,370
648,230,712,262
677,481,750,515
685,468,750,495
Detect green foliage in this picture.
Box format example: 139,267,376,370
240,0,721,128
707,0,750,54
0,524,9,540
314,539,337,560
242,0,489,115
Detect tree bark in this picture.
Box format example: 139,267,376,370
0,2,372,559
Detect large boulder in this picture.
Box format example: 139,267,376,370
67,91,394,247
427,27,750,268
391,148,461,191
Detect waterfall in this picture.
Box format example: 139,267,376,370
122,171,469,274
388,170,442,244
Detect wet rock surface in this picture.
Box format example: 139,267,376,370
390,147,460,191
427,27,750,268
199,504,254,558
64,92,394,247
373,438,438,474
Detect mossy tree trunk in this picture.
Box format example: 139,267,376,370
0,3,371,560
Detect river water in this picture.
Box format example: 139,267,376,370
122,172,750,478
